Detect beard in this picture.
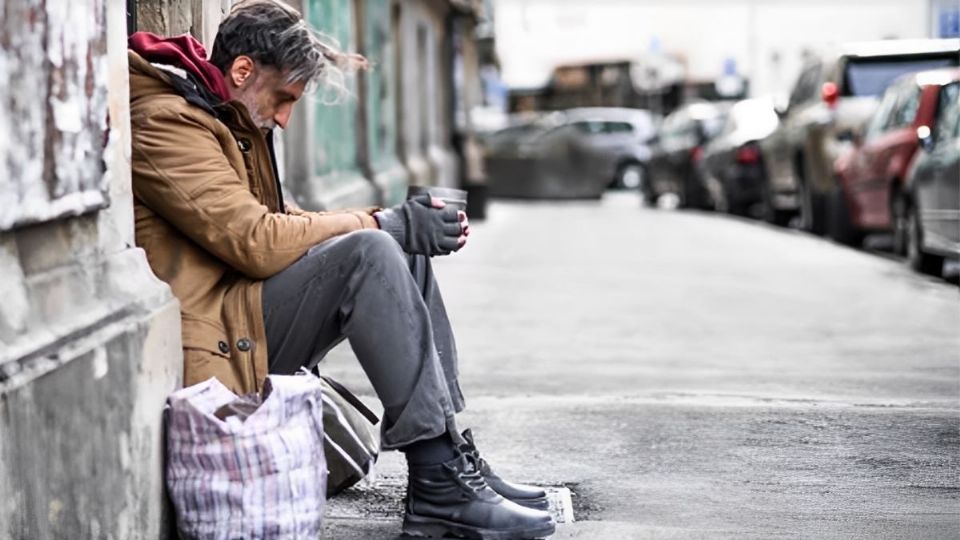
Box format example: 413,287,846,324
236,93,276,131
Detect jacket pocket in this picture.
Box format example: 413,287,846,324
180,315,248,394
182,348,245,395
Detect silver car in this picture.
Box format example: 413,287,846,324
759,38,960,235
484,108,656,199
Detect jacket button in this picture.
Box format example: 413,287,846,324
237,139,251,152
218,341,229,354
236,338,252,352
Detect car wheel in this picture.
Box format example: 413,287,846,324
827,182,862,247
616,162,645,190
906,201,944,276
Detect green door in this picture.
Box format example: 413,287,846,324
361,0,407,204
307,0,363,193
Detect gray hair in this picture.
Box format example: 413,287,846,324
210,0,366,102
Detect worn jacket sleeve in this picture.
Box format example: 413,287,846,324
131,107,378,279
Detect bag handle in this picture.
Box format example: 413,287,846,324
297,367,380,425
319,376,380,425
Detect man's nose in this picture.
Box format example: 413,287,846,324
275,103,293,130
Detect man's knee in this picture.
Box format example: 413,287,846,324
350,228,403,254
343,229,406,267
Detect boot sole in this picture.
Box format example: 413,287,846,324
402,513,556,539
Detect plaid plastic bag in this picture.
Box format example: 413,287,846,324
165,375,327,539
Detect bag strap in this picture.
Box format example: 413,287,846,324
319,375,380,425
319,392,371,478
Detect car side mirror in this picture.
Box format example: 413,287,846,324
916,125,934,152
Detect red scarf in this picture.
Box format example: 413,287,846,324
128,32,231,103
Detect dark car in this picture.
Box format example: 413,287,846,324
701,97,781,218
759,39,960,235
831,69,960,248
484,108,656,199
902,78,960,276
646,102,730,209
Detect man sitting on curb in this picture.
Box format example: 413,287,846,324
128,0,554,538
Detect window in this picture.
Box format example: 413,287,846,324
843,54,957,97
888,84,921,129
934,82,960,143
790,63,822,106
660,113,695,145
601,122,634,134
571,121,603,135
864,85,899,140
699,114,728,139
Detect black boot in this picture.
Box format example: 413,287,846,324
403,451,556,539
459,430,550,511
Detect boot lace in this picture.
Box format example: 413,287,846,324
455,453,488,493
460,437,492,475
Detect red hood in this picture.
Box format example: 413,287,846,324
128,32,231,103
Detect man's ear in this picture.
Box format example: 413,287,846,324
228,55,255,88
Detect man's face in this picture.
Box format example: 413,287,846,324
227,56,306,131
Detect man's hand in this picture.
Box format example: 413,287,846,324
375,194,467,256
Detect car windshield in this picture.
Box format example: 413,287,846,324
487,114,561,146
696,109,730,139
843,54,958,97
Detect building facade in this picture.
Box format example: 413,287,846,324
494,0,935,100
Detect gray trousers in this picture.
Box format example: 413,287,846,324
261,229,465,450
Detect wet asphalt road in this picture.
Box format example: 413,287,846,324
321,192,960,539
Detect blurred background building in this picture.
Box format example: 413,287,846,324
489,0,959,115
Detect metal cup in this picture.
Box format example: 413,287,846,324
407,185,468,212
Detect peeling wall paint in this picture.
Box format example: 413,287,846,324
0,0,185,537
0,0,109,231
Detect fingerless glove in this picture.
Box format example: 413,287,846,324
375,194,462,256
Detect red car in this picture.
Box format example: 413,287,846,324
830,68,960,248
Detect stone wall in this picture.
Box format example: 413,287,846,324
0,0,182,537
136,0,231,46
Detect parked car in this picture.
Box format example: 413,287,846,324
831,69,960,248
759,39,960,235
484,108,657,198
700,97,781,218
902,78,960,276
646,101,730,209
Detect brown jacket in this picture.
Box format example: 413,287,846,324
129,51,378,394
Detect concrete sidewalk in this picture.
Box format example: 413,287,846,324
321,193,960,539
